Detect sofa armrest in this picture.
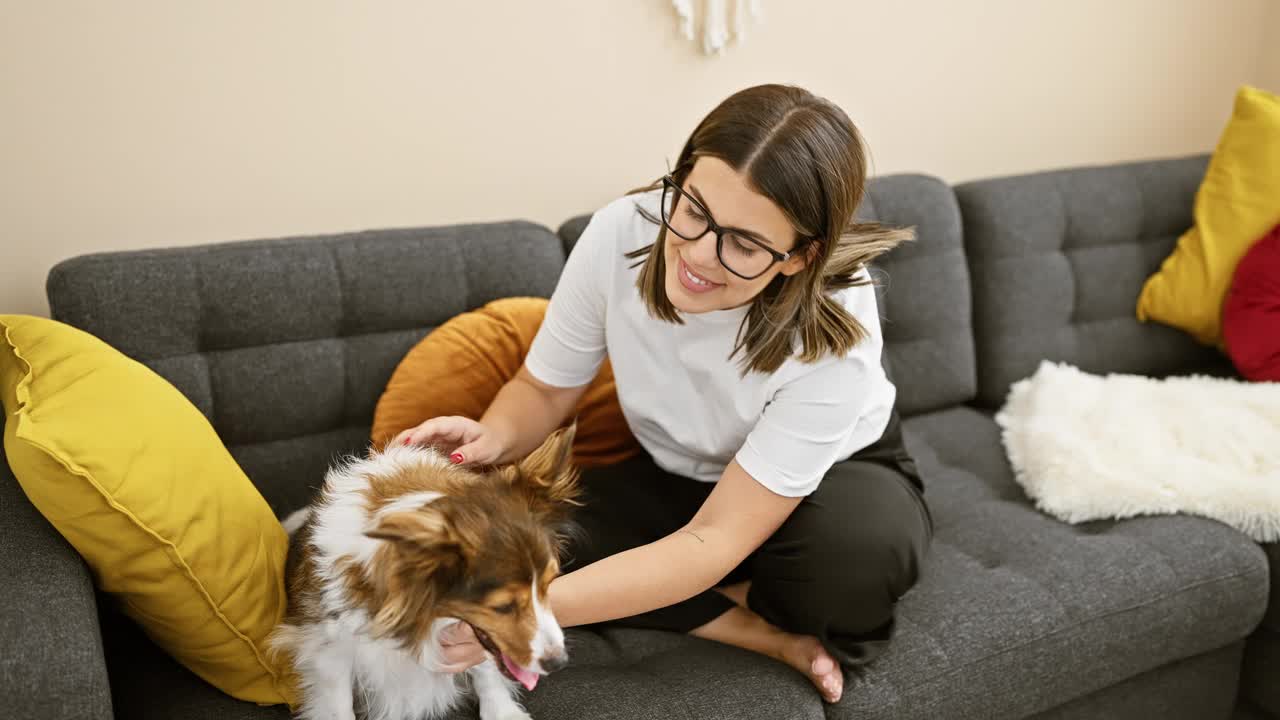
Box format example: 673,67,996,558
0,448,113,720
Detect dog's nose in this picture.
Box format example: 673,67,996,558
541,650,569,673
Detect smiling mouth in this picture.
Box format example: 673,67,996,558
677,258,722,291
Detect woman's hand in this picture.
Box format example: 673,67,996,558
433,621,487,672
392,416,510,465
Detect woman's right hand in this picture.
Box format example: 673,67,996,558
392,416,508,466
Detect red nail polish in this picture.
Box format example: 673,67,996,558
450,453,464,464
403,437,412,445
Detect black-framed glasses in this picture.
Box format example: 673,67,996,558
659,175,796,280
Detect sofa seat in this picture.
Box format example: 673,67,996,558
96,406,1268,720
856,407,1267,719
1244,543,1280,716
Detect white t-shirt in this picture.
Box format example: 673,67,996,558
524,190,896,497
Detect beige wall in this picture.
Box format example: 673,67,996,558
2,0,1275,317
1261,1,1280,91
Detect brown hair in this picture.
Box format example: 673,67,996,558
625,84,914,375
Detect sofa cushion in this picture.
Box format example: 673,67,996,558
99,604,293,720
859,175,976,416
957,156,1223,408
1223,223,1280,381
1242,542,1280,717
831,406,1267,719
1137,85,1280,347
558,174,978,417
553,469,1264,720
95,406,1270,720
1,314,290,705
45,222,566,517
1027,643,1243,720
102,601,825,720
370,296,639,467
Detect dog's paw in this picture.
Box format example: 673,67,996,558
479,706,532,720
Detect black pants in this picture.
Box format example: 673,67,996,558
561,410,934,669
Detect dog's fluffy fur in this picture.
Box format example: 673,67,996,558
269,427,581,720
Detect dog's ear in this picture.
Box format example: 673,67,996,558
363,506,469,637
511,423,582,524
364,506,468,573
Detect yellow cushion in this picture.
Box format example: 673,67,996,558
1137,85,1280,346
371,297,639,468
0,314,291,705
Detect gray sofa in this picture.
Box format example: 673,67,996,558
3,154,1276,719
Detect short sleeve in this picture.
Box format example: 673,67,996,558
734,355,881,497
524,208,613,388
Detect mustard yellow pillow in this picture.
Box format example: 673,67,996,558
371,297,639,468
1137,85,1280,346
0,314,291,705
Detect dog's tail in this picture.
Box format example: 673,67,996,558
281,507,313,536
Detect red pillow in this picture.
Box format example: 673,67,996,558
1223,223,1280,381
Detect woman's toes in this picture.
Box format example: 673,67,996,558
781,634,843,702
823,670,843,702
811,654,834,676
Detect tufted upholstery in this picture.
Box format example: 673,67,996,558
46,223,566,516
956,155,1277,718
859,175,976,417
956,155,1223,409
23,159,1273,720
556,409,1264,720
559,174,978,418
874,407,1266,718
89,403,1269,720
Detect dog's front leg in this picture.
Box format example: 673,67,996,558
470,659,531,720
295,638,358,720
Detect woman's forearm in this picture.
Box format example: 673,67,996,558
547,521,744,627
482,370,584,464
545,460,803,628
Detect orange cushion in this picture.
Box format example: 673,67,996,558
371,297,638,469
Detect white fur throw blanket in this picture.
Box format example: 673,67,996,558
996,361,1280,541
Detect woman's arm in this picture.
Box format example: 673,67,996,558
404,365,588,466
547,459,802,627
481,366,589,465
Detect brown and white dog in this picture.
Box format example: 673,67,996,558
269,426,580,720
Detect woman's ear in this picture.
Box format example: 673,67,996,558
780,239,821,276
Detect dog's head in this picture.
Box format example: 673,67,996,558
361,425,580,690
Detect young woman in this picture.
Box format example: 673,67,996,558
396,83,934,704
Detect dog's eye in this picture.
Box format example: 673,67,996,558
490,602,517,615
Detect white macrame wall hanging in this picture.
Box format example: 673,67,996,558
672,0,763,56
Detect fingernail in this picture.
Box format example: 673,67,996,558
450,453,464,464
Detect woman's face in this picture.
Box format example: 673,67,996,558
663,156,811,314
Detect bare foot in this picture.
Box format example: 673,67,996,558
777,632,842,703
694,590,843,703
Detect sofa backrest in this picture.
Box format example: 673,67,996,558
46,222,566,515
956,155,1222,408
557,174,978,417
859,174,977,415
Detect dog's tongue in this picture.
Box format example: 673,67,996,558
502,654,539,691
